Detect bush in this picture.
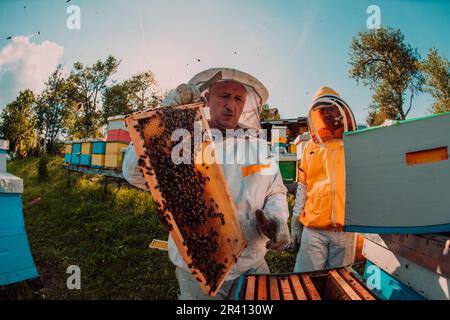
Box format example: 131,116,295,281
38,152,49,181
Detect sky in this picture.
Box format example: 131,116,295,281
0,0,449,124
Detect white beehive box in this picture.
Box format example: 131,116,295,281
344,112,450,234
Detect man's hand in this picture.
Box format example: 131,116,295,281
255,209,290,251
162,83,203,107
290,215,303,253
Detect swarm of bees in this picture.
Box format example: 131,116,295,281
134,107,227,292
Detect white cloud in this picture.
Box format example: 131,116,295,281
0,36,64,107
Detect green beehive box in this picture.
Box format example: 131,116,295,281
278,154,297,183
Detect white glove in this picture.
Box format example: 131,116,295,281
255,209,291,251
162,83,203,107
291,183,306,253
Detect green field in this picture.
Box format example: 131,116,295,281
5,157,295,299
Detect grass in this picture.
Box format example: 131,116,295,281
6,156,295,299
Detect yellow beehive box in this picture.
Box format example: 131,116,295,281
289,143,297,154
81,142,92,154
105,142,128,155
92,154,105,167
104,154,123,168
65,143,72,154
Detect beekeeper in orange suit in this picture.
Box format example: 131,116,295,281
291,86,357,272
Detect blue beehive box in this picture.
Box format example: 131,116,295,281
361,261,425,300
64,153,71,163
71,154,81,165
92,141,106,154
72,143,82,154
0,140,38,287
80,154,92,166
0,193,39,286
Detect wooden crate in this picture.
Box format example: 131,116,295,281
124,102,247,296
232,268,376,300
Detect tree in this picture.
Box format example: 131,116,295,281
349,27,424,126
67,55,120,138
420,48,450,114
0,90,36,157
101,71,162,125
123,71,161,111
35,65,76,154
102,83,132,125
260,104,281,120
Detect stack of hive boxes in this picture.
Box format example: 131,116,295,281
0,139,39,286
63,115,131,170
80,140,92,166
0,140,10,173
271,126,288,153
91,140,106,168
105,116,130,169
105,141,128,169
63,142,72,164
106,115,131,143
70,142,81,165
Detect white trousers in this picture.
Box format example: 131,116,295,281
294,226,355,273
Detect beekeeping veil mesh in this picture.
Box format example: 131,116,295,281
188,68,269,131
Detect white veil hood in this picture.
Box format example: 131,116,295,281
188,68,269,130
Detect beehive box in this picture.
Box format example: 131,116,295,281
80,154,92,166
124,102,247,296
344,112,450,234
104,154,123,169
107,115,128,131
81,141,92,155
71,154,81,165
107,129,131,143
72,143,81,155
92,154,105,168
0,139,9,151
0,193,39,286
231,268,376,300
92,141,106,154
105,142,129,155
65,143,72,154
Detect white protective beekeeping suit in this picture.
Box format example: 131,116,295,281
122,68,289,299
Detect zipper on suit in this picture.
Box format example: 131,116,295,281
331,150,336,227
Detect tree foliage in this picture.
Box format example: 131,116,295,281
420,48,450,114
260,104,281,120
349,27,424,125
0,89,37,157
35,65,76,153
102,71,162,125
67,55,120,139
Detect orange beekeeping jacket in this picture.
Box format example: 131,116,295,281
297,139,346,230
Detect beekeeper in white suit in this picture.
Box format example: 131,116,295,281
122,67,290,300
